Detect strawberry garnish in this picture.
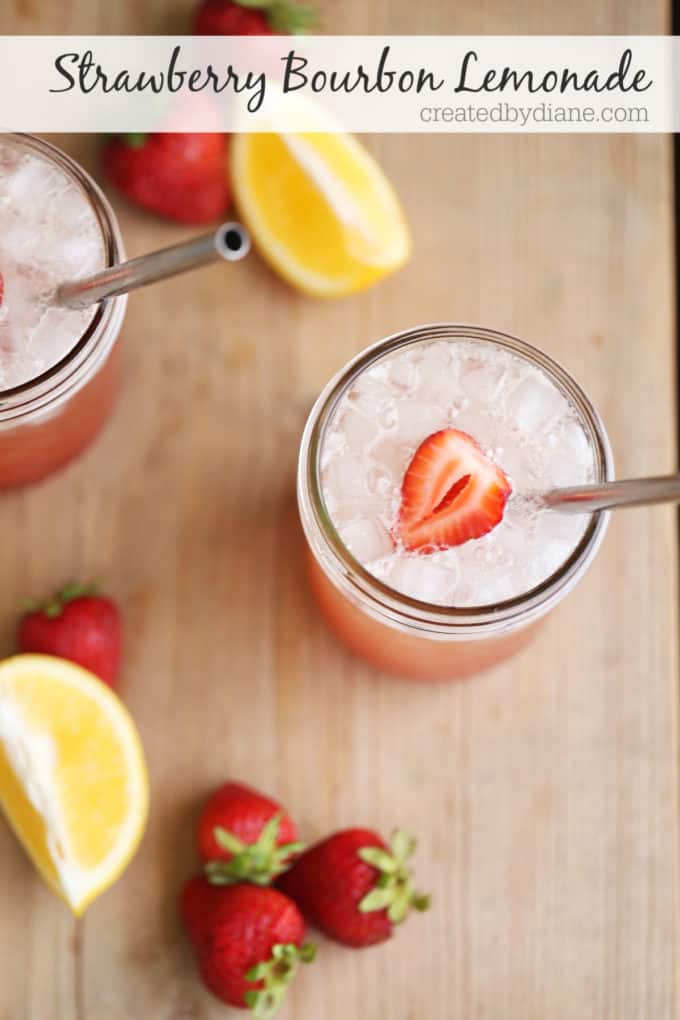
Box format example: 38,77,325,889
395,428,512,553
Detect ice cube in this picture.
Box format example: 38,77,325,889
415,343,458,406
525,539,575,585
322,453,382,521
1,263,49,345
0,216,40,261
339,407,376,448
387,555,458,605
321,454,364,512
459,354,508,403
52,183,98,234
477,517,523,571
57,234,105,278
394,402,446,445
347,371,391,416
446,394,470,425
491,437,536,490
545,417,594,485
386,352,420,393
376,398,398,430
505,370,563,433
417,341,454,373
364,555,392,584
319,427,346,468
369,436,413,485
534,508,588,546
452,407,498,452
2,155,58,206
0,141,21,175
457,573,519,607
339,518,393,562
365,461,398,500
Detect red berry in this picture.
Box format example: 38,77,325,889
181,877,315,1012
278,828,429,948
194,0,274,34
395,428,512,553
198,782,303,885
0,272,4,307
193,0,315,35
101,133,230,225
17,584,122,689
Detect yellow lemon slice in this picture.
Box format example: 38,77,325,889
0,655,148,915
232,122,411,298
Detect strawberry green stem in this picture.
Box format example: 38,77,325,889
23,582,99,619
234,0,316,32
358,829,430,924
244,942,316,1019
204,813,304,886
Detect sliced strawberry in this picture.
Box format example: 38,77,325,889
394,429,512,553
0,272,4,307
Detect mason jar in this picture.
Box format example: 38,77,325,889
298,324,613,680
0,133,126,490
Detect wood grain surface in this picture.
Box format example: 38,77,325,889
0,2,677,1018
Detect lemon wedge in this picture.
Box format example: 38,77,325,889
0,655,148,915
232,125,411,298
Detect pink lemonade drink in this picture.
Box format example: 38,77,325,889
0,134,126,489
298,325,613,681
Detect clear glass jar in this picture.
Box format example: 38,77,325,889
298,324,613,681
0,134,126,490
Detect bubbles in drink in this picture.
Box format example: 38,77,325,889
0,139,106,390
320,338,597,607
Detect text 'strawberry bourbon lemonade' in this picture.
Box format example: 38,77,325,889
0,134,125,489
298,325,613,680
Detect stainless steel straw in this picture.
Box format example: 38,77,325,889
540,475,680,514
57,221,251,310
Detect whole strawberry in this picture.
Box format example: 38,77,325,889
193,0,314,35
199,781,303,885
18,583,122,689
181,876,315,1015
101,133,230,225
278,828,429,948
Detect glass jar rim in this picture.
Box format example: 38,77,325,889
297,322,614,637
0,133,125,421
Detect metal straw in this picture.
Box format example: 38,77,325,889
540,474,680,514
57,221,251,310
